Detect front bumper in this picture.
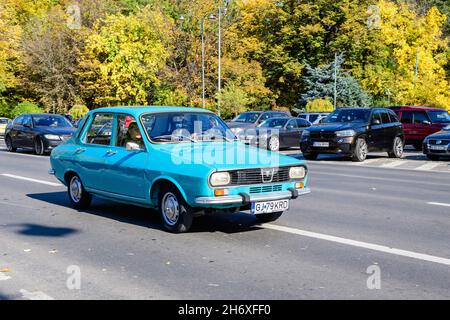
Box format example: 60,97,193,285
423,143,450,156
195,187,310,205
300,137,354,154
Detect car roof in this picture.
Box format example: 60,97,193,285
389,106,444,112
90,106,214,117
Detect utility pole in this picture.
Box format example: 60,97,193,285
333,52,338,110
217,6,222,117
201,18,205,109
414,48,419,84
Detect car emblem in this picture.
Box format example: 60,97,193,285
261,168,276,183
437,140,442,145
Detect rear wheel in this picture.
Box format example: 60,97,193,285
352,138,368,162
34,137,45,155
68,174,92,209
5,135,16,152
303,152,318,160
268,136,280,151
388,136,404,158
255,211,283,223
426,154,440,161
159,185,193,233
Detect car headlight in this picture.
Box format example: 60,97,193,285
289,166,306,179
210,172,231,187
335,130,356,137
301,130,310,138
44,134,61,140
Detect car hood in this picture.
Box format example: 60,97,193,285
38,127,76,135
154,141,304,172
226,122,256,129
307,123,365,132
426,131,450,139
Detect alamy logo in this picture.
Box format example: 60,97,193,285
366,265,381,290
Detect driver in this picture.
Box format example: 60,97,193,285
124,122,143,148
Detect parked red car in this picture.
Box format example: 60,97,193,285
389,106,450,150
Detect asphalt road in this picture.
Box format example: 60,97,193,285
0,140,450,299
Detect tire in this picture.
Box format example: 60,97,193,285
5,135,16,152
388,136,404,158
158,185,194,233
303,152,318,160
255,211,283,223
34,137,45,155
68,174,92,209
268,136,280,152
352,138,368,162
426,154,440,161
413,143,423,151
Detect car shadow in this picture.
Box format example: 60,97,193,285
7,223,78,237
26,192,263,234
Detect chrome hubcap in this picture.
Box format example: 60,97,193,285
162,192,180,226
70,176,82,203
395,138,403,156
269,137,279,151
359,141,367,159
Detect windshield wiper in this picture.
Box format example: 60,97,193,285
152,134,197,143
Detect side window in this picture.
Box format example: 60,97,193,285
259,113,271,122
115,115,144,149
14,116,24,126
413,111,429,124
23,115,32,127
286,120,297,129
400,111,413,124
388,110,399,123
309,114,319,123
371,111,382,124
296,119,310,128
84,114,113,145
380,111,391,124
298,114,307,120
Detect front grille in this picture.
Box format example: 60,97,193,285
429,139,450,145
229,166,291,186
249,185,282,194
310,131,335,139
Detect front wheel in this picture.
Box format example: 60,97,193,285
68,174,92,209
352,138,368,162
159,186,193,233
388,136,404,158
255,211,283,223
34,137,45,155
5,135,16,152
268,136,280,151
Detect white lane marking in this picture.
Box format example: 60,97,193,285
0,273,11,281
428,202,450,208
0,174,61,187
381,161,407,168
19,289,54,300
414,162,441,171
262,223,450,267
353,158,382,165
0,200,35,210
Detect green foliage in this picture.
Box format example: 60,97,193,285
10,102,43,118
306,99,334,113
69,104,90,119
218,83,254,118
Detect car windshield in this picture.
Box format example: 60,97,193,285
428,111,450,123
32,115,73,128
322,109,371,124
258,118,288,128
141,112,236,143
232,112,262,123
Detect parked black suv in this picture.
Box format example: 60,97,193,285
300,108,404,162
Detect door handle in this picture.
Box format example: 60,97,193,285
75,147,86,154
106,150,117,155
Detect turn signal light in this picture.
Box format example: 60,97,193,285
295,182,305,189
214,189,229,197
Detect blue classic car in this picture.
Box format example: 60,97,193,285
49,106,310,233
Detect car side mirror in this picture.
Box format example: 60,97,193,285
126,142,141,151
422,120,431,125
372,119,381,125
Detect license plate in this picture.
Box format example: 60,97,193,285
251,200,289,214
430,145,446,150
313,141,329,147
